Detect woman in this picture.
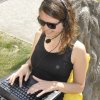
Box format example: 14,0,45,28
8,0,87,99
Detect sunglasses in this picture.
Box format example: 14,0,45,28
37,17,61,29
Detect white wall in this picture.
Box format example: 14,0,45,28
0,0,42,43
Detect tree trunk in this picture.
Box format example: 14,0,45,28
71,0,100,100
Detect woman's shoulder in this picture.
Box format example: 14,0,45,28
73,40,86,50
34,28,42,40
71,40,86,63
32,28,43,49
32,29,42,44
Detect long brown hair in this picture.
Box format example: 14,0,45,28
39,0,79,53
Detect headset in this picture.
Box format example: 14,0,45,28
60,0,70,28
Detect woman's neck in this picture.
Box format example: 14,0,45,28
45,32,62,44
44,33,62,53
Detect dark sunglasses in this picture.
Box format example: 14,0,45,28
37,17,61,29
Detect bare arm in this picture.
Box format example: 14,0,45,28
55,41,87,93
8,29,42,86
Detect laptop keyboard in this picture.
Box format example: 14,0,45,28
0,78,38,100
0,76,61,100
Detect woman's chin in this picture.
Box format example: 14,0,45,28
45,33,52,37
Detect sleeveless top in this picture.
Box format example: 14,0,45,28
31,33,73,99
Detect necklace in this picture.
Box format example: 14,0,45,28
45,32,62,43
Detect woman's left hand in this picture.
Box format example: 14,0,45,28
27,75,57,97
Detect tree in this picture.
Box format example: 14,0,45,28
71,0,100,100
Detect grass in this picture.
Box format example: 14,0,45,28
0,32,32,78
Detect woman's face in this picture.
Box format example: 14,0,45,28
38,11,63,37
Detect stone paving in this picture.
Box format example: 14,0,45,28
0,0,43,43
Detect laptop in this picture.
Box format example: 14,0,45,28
0,75,61,100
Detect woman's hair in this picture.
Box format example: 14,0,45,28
39,0,79,53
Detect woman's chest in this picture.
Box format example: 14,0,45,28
32,52,73,82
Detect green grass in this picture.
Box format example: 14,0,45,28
0,32,32,78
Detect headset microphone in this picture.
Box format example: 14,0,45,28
45,32,62,43
45,39,51,43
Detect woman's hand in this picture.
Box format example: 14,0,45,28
27,75,58,97
7,63,31,87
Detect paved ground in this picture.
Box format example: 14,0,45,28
0,0,43,43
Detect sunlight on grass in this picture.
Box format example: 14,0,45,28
0,32,32,78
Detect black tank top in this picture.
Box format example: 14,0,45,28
31,33,73,99
31,33,73,81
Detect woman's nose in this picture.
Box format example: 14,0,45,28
42,24,49,31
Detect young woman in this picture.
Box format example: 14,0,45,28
8,0,87,99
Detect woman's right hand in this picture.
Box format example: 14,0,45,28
8,63,31,87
